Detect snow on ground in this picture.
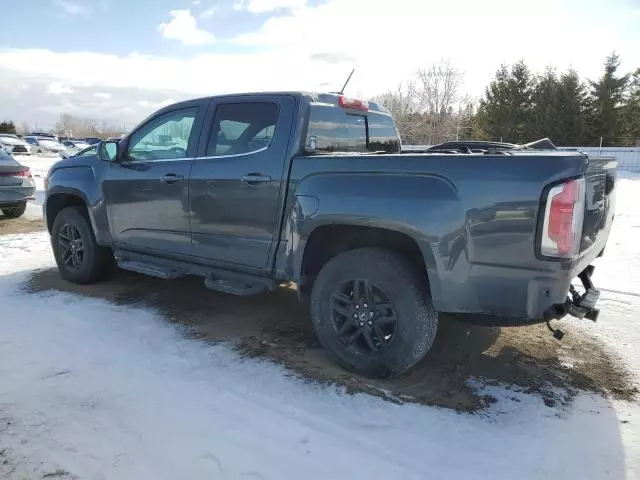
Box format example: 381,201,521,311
0,172,639,479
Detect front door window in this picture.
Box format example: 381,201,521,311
127,108,197,161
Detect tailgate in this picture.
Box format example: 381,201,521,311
580,155,617,256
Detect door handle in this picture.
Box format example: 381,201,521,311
160,174,183,184
241,174,271,184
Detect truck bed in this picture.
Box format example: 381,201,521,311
285,150,617,321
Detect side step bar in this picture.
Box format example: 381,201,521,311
118,260,185,279
115,249,276,296
204,273,274,296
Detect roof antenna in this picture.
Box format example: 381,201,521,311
338,68,355,95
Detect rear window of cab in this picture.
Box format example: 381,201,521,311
306,105,400,154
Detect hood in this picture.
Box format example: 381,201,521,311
0,137,26,146
40,143,66,151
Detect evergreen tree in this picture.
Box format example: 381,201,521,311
476,61,535,143
554,70,589,146
0,121,17,135
530,68,560,141
587,53,628,146
621,68,640,146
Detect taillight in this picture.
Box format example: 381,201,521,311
338,95,369,111
540,178,585,258
0,168,31,178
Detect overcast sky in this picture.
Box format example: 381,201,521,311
1,0,639,130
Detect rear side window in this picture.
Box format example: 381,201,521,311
306,106,400,154
368,112,401,153
206,102,279,157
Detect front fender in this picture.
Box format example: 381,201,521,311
46,165,111,245
279,172,465,310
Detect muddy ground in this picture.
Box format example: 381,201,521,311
27,268,637,411
0,213,44,236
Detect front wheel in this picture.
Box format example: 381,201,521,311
51,206,114,284
1,202,27,218
310,247,438,379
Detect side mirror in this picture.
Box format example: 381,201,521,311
97,140,119,162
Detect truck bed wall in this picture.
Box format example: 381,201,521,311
279,152,589,318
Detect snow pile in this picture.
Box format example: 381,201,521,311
0,174,639,479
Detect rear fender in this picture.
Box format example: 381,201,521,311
278,172,464,310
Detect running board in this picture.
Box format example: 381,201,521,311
117,260,186,280
204,271,275,296
114,248,276,296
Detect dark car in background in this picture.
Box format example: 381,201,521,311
0,148,35,218
83,137,102,145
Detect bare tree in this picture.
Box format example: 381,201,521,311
371,83,424,144
411,60,464,143
371,60,471,145
53,113,124,139
17,122,31,136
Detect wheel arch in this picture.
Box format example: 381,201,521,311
297,223,440,302
45,189,92,234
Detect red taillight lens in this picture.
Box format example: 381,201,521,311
338,95,369,111
540,178,585,258
0,168,31,178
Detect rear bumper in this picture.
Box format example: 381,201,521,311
542,265,600,322
0,182,37,206
435,255,603,325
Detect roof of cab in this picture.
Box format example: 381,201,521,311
162,91,390,115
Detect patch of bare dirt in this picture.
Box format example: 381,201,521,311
0,213,45,235
26,268,637,411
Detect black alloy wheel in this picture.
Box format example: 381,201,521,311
330,279,398,354
58,223,85,269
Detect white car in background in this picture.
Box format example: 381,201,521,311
62,140,91,154
0,134,32,155
23,136,67,155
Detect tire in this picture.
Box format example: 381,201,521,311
2,202,27,218
51,206,114,284
310,247,438,379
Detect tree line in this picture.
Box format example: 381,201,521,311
372,53,640,147
0,115,125,140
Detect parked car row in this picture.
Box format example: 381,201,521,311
0,133,107,157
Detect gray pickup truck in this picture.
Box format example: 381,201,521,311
44,92,617,378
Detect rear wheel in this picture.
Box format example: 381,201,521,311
51,206,114,284
1,202,27,218
310,247,438,378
